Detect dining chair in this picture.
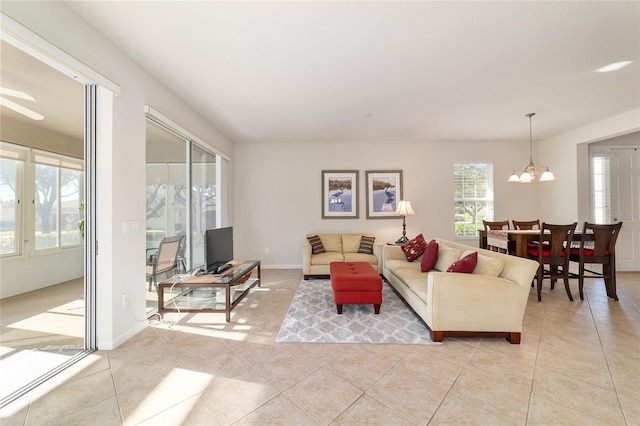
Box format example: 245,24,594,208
512,219,540,230
146,233,186,291
569,222,623,301
483,220,510,230
527,222,577,302
481,220,511,251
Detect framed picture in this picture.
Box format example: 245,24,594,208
366,170,403,219
322,170,359,219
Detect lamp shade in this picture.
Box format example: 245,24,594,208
539,168,555,181
394,200,415,216
519,172,533,183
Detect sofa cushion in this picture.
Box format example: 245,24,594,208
320,234,342,253
401,234,427,262
420,239,439,272
358,235,375,254
462,249,505,277
434,245,463,272
342,235,361,253
447,251,478,273
385,259,421,276
310,252,344,265
307,235,325,254
343,252,377,265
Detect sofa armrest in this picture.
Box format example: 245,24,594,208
426,272,529,332
382,244,406,262
372,243,384,273
302,243,312,275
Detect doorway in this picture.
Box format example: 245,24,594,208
0,39,91,406
590,134,640,271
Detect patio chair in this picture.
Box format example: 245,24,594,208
146,234,186,291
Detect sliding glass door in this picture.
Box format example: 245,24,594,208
0,39,91,406
144,116,219,312
145,118,188,310
191,146,217,270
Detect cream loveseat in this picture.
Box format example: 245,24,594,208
303,233,383,279
383,238,539,344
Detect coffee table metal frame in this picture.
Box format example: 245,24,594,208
157,260,261,322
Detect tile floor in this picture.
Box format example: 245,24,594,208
1,269,639,425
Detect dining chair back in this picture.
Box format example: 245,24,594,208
569,222,623,300
512,219,540,230
483,220,510,230
527,222,577,301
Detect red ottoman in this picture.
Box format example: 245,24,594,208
330,262,383,314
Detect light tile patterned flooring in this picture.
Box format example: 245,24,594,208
1,269,639,425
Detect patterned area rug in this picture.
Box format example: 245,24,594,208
276,279,438,345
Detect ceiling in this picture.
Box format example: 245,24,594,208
9,2,640,145
0,40,84,140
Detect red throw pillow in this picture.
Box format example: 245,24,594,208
401,234,427,262
420,239,439,272
447,251,478,273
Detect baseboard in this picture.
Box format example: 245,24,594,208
260,264,301,269
98,321,147,350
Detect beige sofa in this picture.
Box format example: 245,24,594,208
303,233,383,279
383,238,539,344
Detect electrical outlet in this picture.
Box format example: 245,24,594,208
121,293,129,307
264,248,269,254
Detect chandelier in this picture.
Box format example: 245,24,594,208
508,113,555,183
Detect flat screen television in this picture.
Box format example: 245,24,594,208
204,226,234,274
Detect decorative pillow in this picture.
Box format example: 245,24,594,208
420,239,439,272
462,250,504,277
307,235,325,254
358,235,375,254
342,235,361,253
401,234,427,262
433,245,463,271
447,251,478,273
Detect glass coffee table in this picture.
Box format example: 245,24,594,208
157,260,260,322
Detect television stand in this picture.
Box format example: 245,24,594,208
158,260,260,322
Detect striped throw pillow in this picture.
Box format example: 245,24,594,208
358,236,375,254
307,235,325,254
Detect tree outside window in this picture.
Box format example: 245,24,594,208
454,163,494,237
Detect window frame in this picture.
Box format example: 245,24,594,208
0,146,25,257
0,142,84,258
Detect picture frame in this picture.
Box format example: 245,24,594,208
365,170,403,219
322,170,359,219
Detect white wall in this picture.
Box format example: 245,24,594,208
1,2,234,349
538,108,640,223
233,139,540,267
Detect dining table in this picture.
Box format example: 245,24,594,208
478,229,595,258
478,228,620,300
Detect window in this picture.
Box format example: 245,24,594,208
0,155,22,256
454,162,494,237
33,153,83,251
592,156,611,223
0,142,83,256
